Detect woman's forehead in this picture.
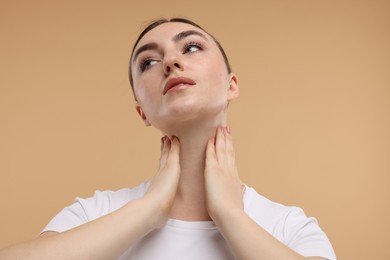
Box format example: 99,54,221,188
135,22,210,48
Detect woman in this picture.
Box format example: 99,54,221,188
0,18,336,259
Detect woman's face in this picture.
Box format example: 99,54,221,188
131,22,238,130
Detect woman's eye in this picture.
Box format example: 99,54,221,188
140,59,157,72
183,42,203,54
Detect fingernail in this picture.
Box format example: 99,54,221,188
223,126,229,134
227,126,231,134
168,136,178,143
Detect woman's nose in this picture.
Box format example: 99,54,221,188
163,55,183,75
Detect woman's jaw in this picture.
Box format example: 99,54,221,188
177,117,227,140
158,105,229,145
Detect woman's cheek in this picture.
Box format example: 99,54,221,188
134,79,150,100
207,56,229,88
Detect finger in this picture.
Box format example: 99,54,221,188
159,136,171,168
166,136,180,169
225,126,236,168
241,184,246,194
205,138,217,168
158,136,165,169
160,136,165,152
215,127,227,165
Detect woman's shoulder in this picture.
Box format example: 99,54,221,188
243,185,316,235
92,181,150,201
243,185,336,258
68,181,151,221
243,185,295,218
41,182,151,234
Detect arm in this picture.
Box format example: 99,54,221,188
205,126,327,260
212,207,326,260
0,196,161,260
0,136,180,260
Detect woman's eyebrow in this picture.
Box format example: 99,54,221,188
172,30,208,42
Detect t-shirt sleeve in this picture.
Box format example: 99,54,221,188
244,186,336,259
41,198,90,234
41,183,149,234
283,207,336,260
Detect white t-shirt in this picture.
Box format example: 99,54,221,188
42,182,336,260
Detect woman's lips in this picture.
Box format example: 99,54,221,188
163,77,196,95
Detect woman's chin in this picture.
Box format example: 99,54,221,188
163,98,200,116
148,97,227,130
155,107,224,132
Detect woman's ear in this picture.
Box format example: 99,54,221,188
227,73,239,101
135,105,151,126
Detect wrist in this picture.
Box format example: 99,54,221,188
139,194,170,228
211,206,246,227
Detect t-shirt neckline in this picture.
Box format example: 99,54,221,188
166,218,217,230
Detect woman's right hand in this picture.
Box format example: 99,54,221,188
144,136,181,227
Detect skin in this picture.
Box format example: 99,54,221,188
0,22,327,259
131,22,240,222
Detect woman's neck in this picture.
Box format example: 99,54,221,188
165,117,227,221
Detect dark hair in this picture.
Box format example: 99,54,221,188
128,18,232,98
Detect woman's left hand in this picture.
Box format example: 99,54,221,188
204,126,245,221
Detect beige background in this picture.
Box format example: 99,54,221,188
1,0,389,259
